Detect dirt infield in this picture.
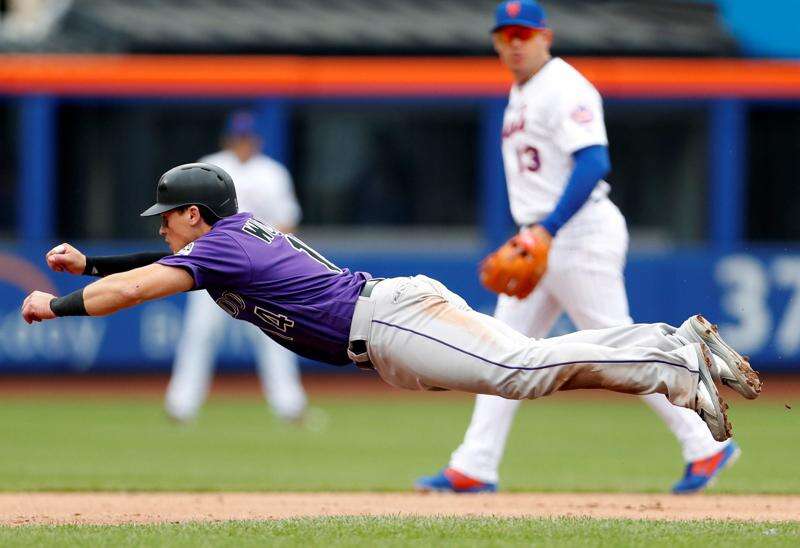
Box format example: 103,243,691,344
1,493,799,525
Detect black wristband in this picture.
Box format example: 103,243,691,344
49,288,89,317
83,257,96,276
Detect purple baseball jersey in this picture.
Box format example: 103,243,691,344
158,212,371,365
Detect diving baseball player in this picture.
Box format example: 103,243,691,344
166,110,306,423
23,163,760,451
416,0,742,495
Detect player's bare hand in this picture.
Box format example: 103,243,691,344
21,291,57,324
46,243,86,275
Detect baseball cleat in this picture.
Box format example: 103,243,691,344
679,315,762,399
414,468,497,493
694,343,732,443
672,441,741,494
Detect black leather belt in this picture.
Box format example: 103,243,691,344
349,278,385,370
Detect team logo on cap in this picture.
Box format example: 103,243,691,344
506,1,521,17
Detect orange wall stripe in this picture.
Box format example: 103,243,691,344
1,55,800,98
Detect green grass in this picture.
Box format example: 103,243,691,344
0,392,796,492
1,517,798,547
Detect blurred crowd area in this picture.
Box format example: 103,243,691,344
0,0,798,247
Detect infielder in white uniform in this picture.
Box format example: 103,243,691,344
417,0,741,494
165,111,307,422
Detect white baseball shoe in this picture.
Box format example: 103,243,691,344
694,342,732,443
678,315,762,399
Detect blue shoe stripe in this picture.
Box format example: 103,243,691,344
672,442,740,494
415,470,497,493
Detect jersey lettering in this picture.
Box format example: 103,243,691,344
243,217,341,274
242,217,279,244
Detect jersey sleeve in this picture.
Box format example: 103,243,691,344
550,83,608,155
156,232,251,289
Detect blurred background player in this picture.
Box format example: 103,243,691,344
165,110,308,423
416,0,739,495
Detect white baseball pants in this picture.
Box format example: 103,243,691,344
448,200,727,483
165,290,307,421
352,274,703,416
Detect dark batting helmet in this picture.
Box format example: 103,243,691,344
140,163,238,218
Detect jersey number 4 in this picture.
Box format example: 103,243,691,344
516,145,541,173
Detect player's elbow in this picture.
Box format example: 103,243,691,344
118,282,147,306
107,274,151,306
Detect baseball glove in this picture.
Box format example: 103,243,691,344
479,229,550,299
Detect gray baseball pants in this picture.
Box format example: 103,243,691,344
348,275,700,408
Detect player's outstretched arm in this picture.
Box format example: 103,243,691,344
81,264,194,315
21,263,193,324
46,243,170,277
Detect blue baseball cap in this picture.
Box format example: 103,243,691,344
492,0,547,32
224,110,258,138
